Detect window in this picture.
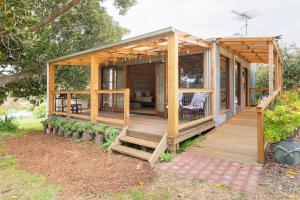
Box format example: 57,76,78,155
179,54,204,88
235,62,241,107
220,56,230,111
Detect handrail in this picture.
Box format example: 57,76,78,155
178,88,214,130
249,87,270,106
55,90,90,94
257,89,280,110
51,89,130,126
178,88,213,93
95,89,126,94
256,88,280,163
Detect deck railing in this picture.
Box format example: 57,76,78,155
53,90,91,120
178,88,214,130
249,87,270,106
96,89,130,126
51,89,130,126
256,88,280,163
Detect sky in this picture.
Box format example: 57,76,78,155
102,0,300,46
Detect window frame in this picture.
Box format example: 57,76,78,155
235,62,241,107
219,55,230,112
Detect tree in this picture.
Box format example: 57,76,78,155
255,44,300,91
0,0,136,104
282,44,300,90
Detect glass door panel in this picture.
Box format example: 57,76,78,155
156,63,165,116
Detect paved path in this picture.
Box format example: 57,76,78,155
157,151,262,192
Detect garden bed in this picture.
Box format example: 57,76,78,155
4,132,156,198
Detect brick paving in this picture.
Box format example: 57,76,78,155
157,151,262,192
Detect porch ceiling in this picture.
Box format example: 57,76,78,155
218,37,281,64
49,27,211,66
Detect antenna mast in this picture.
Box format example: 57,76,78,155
231,10,261,36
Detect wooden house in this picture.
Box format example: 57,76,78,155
47,27,282,166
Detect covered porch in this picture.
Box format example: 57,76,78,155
47,27,215,153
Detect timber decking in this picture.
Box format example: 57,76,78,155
189,108,258,163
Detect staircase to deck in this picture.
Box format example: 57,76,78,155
110,128,167,167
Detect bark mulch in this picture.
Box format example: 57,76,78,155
5,132,156,198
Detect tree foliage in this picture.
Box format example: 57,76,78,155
0,0,136,104
282,44,300,90
255,44,300,91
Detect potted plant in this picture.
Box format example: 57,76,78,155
46,118,53,134
73,123,84,139
57,119,67,136
81,122,94,142
41,119,48,134
51,118,59,134
102,127,119,149
92,124,106,146
265,93,300,166
64,121,75,138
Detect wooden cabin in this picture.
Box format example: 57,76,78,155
47,27,282,166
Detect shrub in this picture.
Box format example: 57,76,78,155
70,121,79,132
0,115,17,132
57,119,67,129
91,124,106,134
264,94,300,144
101,127,119,149
159,151,173,162
63,120,76,131
50,117,59,128
33,103,46,119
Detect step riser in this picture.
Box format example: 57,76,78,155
120,136,158,149
127,130,162,142
112,145,151,160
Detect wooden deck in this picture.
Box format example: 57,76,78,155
189,108,258,163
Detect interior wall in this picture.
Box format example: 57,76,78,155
127,63,156,98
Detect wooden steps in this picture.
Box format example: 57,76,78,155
126,129,162,142
120,135,158,149
110,127,167,167
112,144,152,160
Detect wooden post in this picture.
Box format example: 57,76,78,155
210,43,215,120
90,55,99,122
167,32,179,139
67,92,71,119
48,63,55,116
257,107,265,163
268,43,274,95
124,88,130,126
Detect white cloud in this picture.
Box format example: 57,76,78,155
103,0,300,45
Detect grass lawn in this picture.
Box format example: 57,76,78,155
0,118,60,200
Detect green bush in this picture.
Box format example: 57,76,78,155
159,151,173,162
264,91,300,144
33,103,46,119
0,115,17,132
101,127,119,149
91,124,106,134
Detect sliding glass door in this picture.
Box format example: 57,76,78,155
156,63,165,116
101,67,125,111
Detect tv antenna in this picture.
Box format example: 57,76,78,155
231,10,261,36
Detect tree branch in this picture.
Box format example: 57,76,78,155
28,0,81,32
0,68,45,86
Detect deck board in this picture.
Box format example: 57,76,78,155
189,108,258,163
